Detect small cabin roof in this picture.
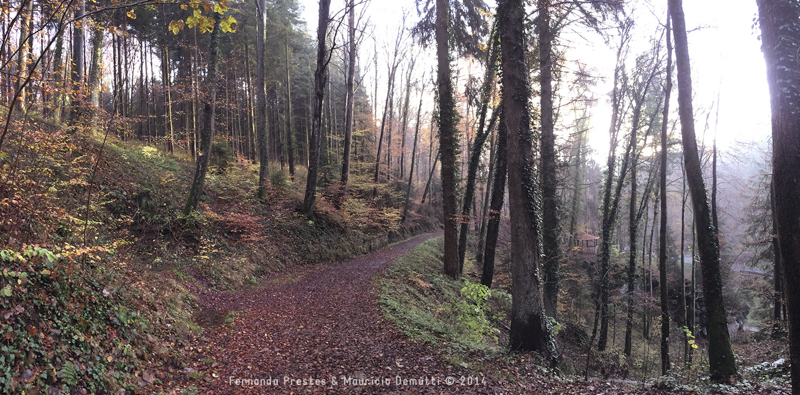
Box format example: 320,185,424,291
576,233,599,240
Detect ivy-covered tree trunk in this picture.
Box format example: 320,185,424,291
458,25,499,273
670,0,736,382
756,0,800,390
597,25,631,351
480,109,506,288
435,0,460,279
537,0,562,321
183,14,222,215
301,0,331,216
499,0,557,363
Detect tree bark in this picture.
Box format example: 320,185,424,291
670,0,736,381
341,0,356,190
537,0,562,321
402,87,425,222
499,0,557,363
458,25,499,273
435,0,460,279
301,0,331,216
598,23,632,351
659,12,673,374
69,0,86,122
183,13,222,215
285,32,295,180
481,109,506,289
756,0,800,390
88,24,103,112
256,0,269,199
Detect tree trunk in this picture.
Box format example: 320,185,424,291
69,0,86,121
770,179,783,327
88,24,103,112
624,132,638,359
256,0,269,198
756,0,800,390
670,0,736,381
301,0,331,216
341,0,356,190
475,127,497,267
163,46,174,153
499,0,557,363
537,0,562,320
183,13,222,215
285,33,295,180
481,109,506,289
435,0,460,279
398,59,415,180
52,28,65,123
597,22,631,351
458,25,499,274
402,87,424,222
660,12,673,374
374,53,400,183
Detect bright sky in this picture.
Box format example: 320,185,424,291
297,0,772,160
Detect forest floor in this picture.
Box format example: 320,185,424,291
153,232,787,395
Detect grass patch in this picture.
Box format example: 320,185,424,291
269,272,305,286
378,237,509,363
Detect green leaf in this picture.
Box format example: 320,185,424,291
1,285,11,297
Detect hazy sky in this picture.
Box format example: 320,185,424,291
296,0,772,160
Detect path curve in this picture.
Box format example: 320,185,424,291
182,231,496,394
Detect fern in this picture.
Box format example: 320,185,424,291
61,361,78,387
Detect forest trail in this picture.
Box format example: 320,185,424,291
177,231,494,394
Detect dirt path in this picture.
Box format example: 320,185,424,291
178,232,500,394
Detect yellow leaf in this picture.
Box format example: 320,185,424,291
220,15,236,32
169,20,185,35
41,269,51,275
0,152,7,159
126,10,136,19
213,1,227,14
189,0,200,8
180,4,188,9
198,15,215,33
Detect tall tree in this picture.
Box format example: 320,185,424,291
183,12,223,215
340,0,356,190
756,0,800,391
498,0,557,363
597,17,632,351
88,23,104,112
373,26,404,183
285,31,295,179
659,13,673,375
537,0,562,320
457,24,499,273
70,0,86,121
255,0,269,199
481,110,506,288
434,0,460,279
670,0,736,382
301,0,331,216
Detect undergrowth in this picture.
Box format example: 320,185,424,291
0,245,183,394
378,237,510,366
